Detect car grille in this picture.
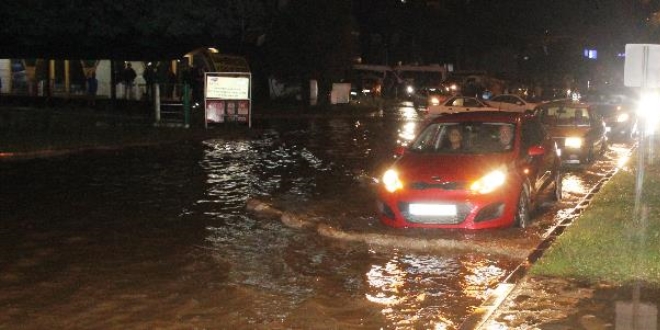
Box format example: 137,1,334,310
398,202,473,225
408,181,469,190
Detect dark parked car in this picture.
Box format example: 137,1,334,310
584,93,637,142
535,100,608,166
376,111,561,229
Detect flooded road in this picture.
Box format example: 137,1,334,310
0,103,633,329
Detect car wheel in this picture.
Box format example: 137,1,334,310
515,186,531,228
553,171,563,201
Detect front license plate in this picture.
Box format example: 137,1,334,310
409,203,457,216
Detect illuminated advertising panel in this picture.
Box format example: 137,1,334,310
204,72,252,127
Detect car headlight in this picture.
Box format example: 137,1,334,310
565,137,583,149
430,96,440,106
616,113,630,123
406,85,414,94
383,169,403,193
470,169,506,194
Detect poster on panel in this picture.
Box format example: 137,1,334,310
204,72,251,128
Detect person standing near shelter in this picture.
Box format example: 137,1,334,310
191,65,205,106
143,63,155,101
86,72,98,107
123,63,137,99
166,67,177,99
155,62,173,99
180,62,193,103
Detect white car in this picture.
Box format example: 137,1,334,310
426,96,498,115
486,94,539,112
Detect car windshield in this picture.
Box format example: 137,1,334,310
539,105,591,127
410,122,516,154
592,104,622,117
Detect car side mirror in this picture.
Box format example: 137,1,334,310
527,145,545,157
394,146,407,157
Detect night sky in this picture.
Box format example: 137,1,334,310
1,0,652,59
1,0,657,90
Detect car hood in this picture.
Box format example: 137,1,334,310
394,152,515,183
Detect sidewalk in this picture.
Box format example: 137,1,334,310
476,275,652,329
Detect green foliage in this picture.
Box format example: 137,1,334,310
0,0,271,59
265,0,356,85
531,156,660,285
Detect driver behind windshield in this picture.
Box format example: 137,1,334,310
445,127,463,151
498,125,514,150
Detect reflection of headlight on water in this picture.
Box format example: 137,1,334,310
565,137,583,149
398,106,418,120
398,122,417,141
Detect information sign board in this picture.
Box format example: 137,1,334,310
624,44,660,88
204,72,252,128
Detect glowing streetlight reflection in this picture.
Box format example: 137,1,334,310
365,259,408,306
364,253,505,329
399,105,419,119
560,173,588,195
618,155,630,169
398,121,418,142
460,258,507,300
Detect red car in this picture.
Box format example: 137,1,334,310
376,111,561,229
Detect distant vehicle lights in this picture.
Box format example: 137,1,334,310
638,92,660,135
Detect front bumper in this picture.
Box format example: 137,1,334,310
376,189,518,229
560,146,589,165
555,137,594,165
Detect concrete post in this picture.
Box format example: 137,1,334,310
183,83,191,128
154,83,160,125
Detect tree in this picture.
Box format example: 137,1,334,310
0,0,270,60
265,0,357,105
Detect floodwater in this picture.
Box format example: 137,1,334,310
0,103,630,329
